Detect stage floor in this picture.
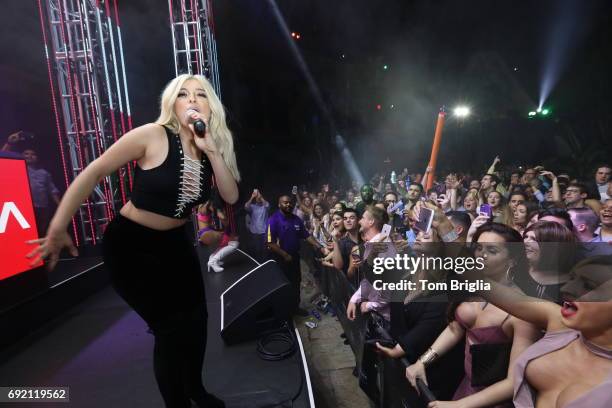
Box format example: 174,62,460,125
0,247,313,407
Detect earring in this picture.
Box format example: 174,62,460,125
505,265,515,283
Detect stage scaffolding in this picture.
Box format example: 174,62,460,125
167,0,237,236
168,0,221,95
37,0,133,246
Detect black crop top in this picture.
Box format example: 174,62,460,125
130,126,212,219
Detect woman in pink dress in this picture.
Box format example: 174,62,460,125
406,223,540,408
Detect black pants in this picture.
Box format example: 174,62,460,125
360,316,391,402
278,255,301,312
103,214,209,407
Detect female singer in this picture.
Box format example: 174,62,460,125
27,74,239,408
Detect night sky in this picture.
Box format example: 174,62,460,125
1,0,611,198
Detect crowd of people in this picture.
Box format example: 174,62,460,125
205,159,612,407
11,92,609,407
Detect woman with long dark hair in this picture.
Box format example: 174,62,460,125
406,223,540,408
511,201,539,236
522,221,576,302
27,74,239,407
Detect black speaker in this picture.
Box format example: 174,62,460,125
220,259,293,344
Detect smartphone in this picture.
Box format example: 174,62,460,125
291,185,298,195
381,223,392,237
478,204,492,218
405,229,417,246
388,200,404,215
414,208,434,233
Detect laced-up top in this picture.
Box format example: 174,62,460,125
130,125,211,219
175,155,202,217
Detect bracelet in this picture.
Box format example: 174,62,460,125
419,347,439,367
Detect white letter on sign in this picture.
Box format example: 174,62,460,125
0,202,31,233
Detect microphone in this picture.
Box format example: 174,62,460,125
186,109,206,137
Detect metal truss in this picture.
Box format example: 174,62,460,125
37,0,133,246
168,0,221,96
168,0,236,238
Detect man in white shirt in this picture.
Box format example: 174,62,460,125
244,188,269,261
595,164,611,202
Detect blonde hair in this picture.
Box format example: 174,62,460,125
155,74,241,182
464,189,479,207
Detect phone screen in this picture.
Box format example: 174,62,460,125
414,208,434,232
381,224,392,237
406,229,417,246
479,204,492,217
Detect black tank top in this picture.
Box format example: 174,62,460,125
130,126,212,219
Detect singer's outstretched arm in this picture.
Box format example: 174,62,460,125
27,123,157,268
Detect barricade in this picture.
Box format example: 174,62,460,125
313,259,430,408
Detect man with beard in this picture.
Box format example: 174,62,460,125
355,184,376,217
267,195,328,316
404,182,424,212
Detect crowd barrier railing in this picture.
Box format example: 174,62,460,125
305,246,433,408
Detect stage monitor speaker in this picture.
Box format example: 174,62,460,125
220,260,292,344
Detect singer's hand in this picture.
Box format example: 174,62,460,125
26,228,78,271
187,111,219,156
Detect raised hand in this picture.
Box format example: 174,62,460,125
467,214,490,242
187,111,219,156
539,170,556,181
437,193,451,210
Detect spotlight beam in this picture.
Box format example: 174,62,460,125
267,0,364,185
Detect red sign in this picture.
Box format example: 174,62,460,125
0,158,42,280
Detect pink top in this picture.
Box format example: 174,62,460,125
513,329,612,408
452,310,513,407
197,213,211,222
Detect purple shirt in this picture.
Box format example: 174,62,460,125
267,210,309,256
